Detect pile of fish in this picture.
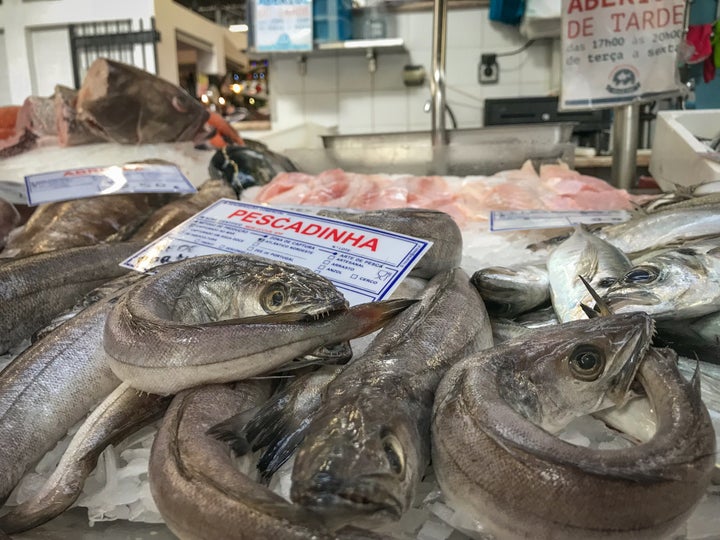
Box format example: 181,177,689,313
0,180,718,540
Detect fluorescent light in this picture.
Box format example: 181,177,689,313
229,24,249,32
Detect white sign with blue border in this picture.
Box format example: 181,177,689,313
24,164,196,206
121,200,433,306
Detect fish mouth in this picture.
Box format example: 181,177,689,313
603,290,658,311
294,486,404,524
607,314,655,406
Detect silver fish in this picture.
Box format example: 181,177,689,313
104,254,411,394
289,268,493,529
0,273,142,502
0,241,143,353
0,383,170,533
432,315,717,540
548,226,632,322
604,240,720,320
471,263,549,317
149,382,390,539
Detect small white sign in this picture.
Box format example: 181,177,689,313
490,209,631,231
560,0,685,110
121,200,433,306
24,164,196,206
254,0,313,52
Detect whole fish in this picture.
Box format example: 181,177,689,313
594,206,720,256
0,241,143,353
2,193,174,259
131,178,236,242
0,383,170,533
316,208,462,279
104,254,412,394
77,58,209,144
210,365,344,479
287,268,493,529
604,240,720,320
547,226,632,322
0,198,20,252
0,273,143,502
150,382,389,540
432,317,715,539
471,263,549,317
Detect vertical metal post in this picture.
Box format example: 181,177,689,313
430,0,448,147
611,103,639,190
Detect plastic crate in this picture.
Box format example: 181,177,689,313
313,0,352,42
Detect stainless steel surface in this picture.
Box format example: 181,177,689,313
322,123,575,149
317,124,575,176
247,39,406,58
430,0,448,147
611,103,640,190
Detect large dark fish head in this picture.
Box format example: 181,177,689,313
500,312,654,433
290,400,420,529
77,58,209,144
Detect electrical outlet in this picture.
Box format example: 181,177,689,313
479,54,499,85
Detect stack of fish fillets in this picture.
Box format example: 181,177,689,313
0,186,717,540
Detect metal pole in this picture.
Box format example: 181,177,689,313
611,103,639,190
430,0,448,147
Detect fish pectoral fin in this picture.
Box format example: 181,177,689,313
580,303,601,319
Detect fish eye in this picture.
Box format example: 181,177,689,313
623,267,658,284
381,432,404,476
261,284,287,312
568,345,605,381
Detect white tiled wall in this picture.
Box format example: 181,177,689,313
268,7,558,134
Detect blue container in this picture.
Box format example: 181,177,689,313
313,0,352,42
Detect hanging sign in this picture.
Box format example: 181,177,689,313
560,0,686,110
253,0,313,52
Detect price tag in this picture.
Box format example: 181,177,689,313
560,0,685,109
24,163,196,206
122,200,433,306
490,209,631,231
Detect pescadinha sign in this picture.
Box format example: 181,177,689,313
561,0,686,110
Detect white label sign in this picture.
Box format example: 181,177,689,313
560,0,685,110
121,200,433,306
24,164,196,206
254,0,313,52
490,209,631,231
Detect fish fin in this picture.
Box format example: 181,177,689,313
258,418,313,481
206,406,263,456
580,303,600,319
578,275,612,316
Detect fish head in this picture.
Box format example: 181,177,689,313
291,399,420,529
604,251,705,318
232,259,349,318
503,312,654,433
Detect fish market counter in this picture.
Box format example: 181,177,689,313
2,155,720,540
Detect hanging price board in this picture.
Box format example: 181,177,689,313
560,0,686,110
253,0,313,52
